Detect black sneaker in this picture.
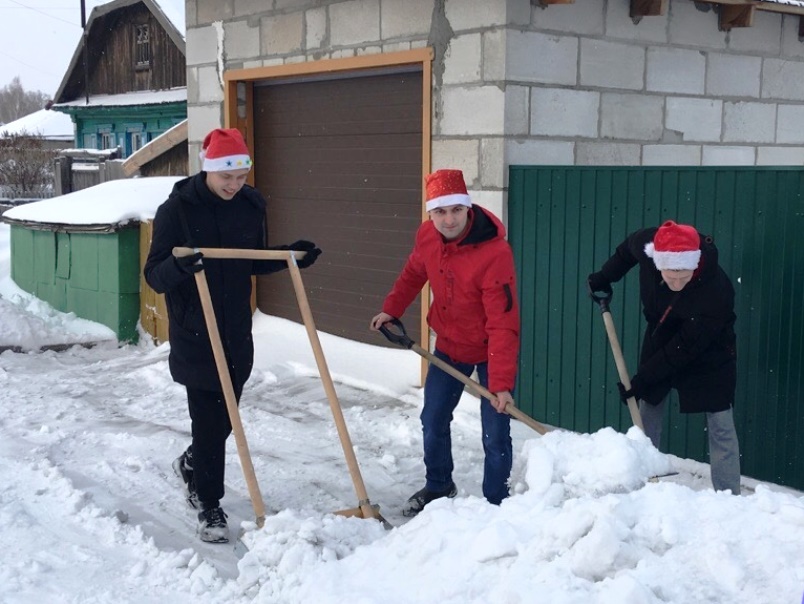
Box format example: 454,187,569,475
197,506,229,543
172,452,200,510
402,482,458,517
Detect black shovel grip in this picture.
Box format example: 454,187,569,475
587,281,614,313
378,317,415,349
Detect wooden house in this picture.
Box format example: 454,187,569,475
51,0,187,160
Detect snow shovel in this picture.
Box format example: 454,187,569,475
377,318,548,435
173,246,389,531
587,284,645,432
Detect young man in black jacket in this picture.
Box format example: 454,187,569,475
144,128,321,542
588,220,741,494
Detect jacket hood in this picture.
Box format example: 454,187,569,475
458,205,507,246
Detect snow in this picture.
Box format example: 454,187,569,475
3,176,181,227
53,87,187,109
2,200,804,601
0,109,74,141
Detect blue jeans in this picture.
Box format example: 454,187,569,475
421,349,512,504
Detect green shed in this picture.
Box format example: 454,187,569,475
508,166,804,491
1,177,182,343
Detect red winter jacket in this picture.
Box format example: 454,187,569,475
382,206,520,393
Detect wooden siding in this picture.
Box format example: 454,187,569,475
140,143,188,177
64,3,185,99
139,220,168,344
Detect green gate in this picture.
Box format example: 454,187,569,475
508,166,804,491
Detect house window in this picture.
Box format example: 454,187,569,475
130,131,144,154
83,133,97,149
100,132,116,150
135,24,150,67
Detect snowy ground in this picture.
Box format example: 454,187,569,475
1,221,804,603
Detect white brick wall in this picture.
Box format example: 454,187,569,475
643,145,702,166
600,93,663,141
224,19,259,60
579,39,644,91
702,146,755,165
723,102,776,144
756,146,804,165
531,88,599,138
185,0,804,188
381,0,432,39
260,12,303,55
777,105,804,144
647,48,706,95
443,34,482,85
506,31,577,86
665,98,722,143
330,0,380,46
763,59,804,101
440,86,506,136
668,1,726,50
707,54,762,98
577,142,640,165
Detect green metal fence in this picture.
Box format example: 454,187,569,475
508,166,804,490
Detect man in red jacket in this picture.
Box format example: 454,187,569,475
370,169,520,516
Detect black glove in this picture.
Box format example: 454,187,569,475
175,251,204,274
587,271,610,293
617,374,645,405
289,240,322,269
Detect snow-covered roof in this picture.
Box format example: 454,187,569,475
0,109,74,141
53,88,187,109
761,0,804,7
53,0,186,105
2,176,182,230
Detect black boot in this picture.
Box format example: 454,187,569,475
402,482,457,517
197,506,229,543
172,450,200,510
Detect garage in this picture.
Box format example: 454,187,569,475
251,66,425,345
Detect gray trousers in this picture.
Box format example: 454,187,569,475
639,399,741,495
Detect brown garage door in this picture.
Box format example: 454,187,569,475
252,68,423,344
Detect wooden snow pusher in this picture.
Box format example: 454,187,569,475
172,246,390,533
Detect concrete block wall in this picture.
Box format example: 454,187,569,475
186,0,804,220
517,0,804,173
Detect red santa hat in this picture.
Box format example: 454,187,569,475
645,220,701,271
425,169,472,212
199,128,252,172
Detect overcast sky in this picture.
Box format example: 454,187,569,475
0,1,112,96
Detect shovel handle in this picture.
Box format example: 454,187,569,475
588,281,614,313
377,318,549,435
377,318,415,349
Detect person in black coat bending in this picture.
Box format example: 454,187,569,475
143,128,321,542
588,220,740,494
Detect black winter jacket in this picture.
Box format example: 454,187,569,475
598,227,737,413
143,174,286,391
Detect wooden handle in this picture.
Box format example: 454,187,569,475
411,344,549,436
193,270,266,527
286,258,379,521
173,246,304,261
601,311,645,432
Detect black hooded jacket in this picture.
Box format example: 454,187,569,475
143,173,286,391
598,227,737,413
